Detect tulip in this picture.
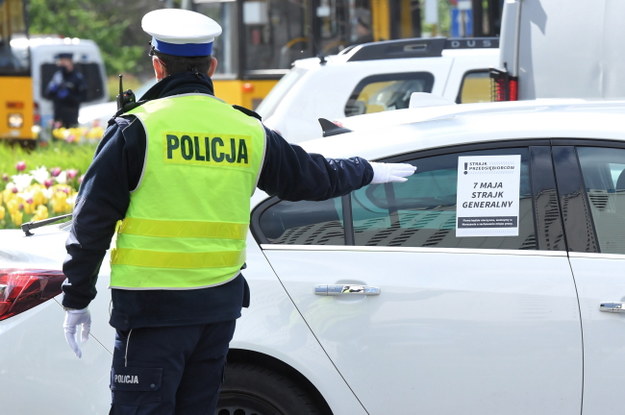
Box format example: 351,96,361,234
10,210,23,227
16,161,26,171
50,167,62,177
32,205,49,222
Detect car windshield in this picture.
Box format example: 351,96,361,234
256,67,306,119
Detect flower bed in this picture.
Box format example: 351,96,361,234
0,141,96,229
1,162,81,229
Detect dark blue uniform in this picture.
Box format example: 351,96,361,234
44,66,87,128
62,72,373,414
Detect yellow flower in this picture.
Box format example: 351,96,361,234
10,210,23,227
32,186,47,206
51,191,68,213
3,185,18,202
22,197,35,215
6,198,20,214
32,205,49,222
52,127,66,140
86,126,105,140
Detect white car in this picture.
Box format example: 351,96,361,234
4,99,625,414
78,79,157,130
257,37,499,142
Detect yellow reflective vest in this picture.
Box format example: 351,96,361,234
110,94,266,289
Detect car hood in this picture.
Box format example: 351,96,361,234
0,224,69,269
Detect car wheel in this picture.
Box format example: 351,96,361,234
217,362,325,415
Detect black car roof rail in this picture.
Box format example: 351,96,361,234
345,37,499,62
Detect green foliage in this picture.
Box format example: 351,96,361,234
27,0,152,77
0,141,97,178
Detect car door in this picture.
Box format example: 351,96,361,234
553,142,625,413
253,142,583,414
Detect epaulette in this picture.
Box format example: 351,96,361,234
233,104,262,121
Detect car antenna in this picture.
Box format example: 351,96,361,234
21,213,72,236
318,118,352,137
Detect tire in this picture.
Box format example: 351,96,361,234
216,362,325,415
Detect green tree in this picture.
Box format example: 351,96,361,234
27,0,161,77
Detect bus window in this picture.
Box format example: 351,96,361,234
0,0,29,75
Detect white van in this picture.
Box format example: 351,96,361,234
493,0,625,101
12,36,108,136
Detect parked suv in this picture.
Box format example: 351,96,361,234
257,37,499,142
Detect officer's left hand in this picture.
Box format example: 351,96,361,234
370,162,416,184
63,307,91,358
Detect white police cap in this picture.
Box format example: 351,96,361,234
142,8,222,57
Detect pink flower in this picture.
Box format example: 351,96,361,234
16,161,26,171
1,173,8,182
44,178,54,188
50,167,62,177
67,169,79,179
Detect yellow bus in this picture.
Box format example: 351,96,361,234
0,0,36,146
191,0,423,110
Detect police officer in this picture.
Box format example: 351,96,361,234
44,52,87,128
61,8,415,415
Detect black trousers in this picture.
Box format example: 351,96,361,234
109,320,236,415
53,103,80,128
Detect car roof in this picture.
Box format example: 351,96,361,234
300,99,625,160
292,43,498,70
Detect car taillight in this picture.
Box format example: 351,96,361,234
0,269,65,321
490,68,518,101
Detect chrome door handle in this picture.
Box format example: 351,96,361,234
315,284,381,296
600,303,625,313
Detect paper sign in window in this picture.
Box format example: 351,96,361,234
456,155,521,237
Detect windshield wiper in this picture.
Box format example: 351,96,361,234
21,213,72,236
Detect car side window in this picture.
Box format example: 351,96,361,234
255,147,536,250
344,72,434,116
255,198,346,245
351,148,534,249
577,146,625,254
457,70,491,104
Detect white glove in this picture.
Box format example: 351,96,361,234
370,162,416,184
63,307,91,358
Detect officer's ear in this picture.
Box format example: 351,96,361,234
208,57,218,77
152,56,167,80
